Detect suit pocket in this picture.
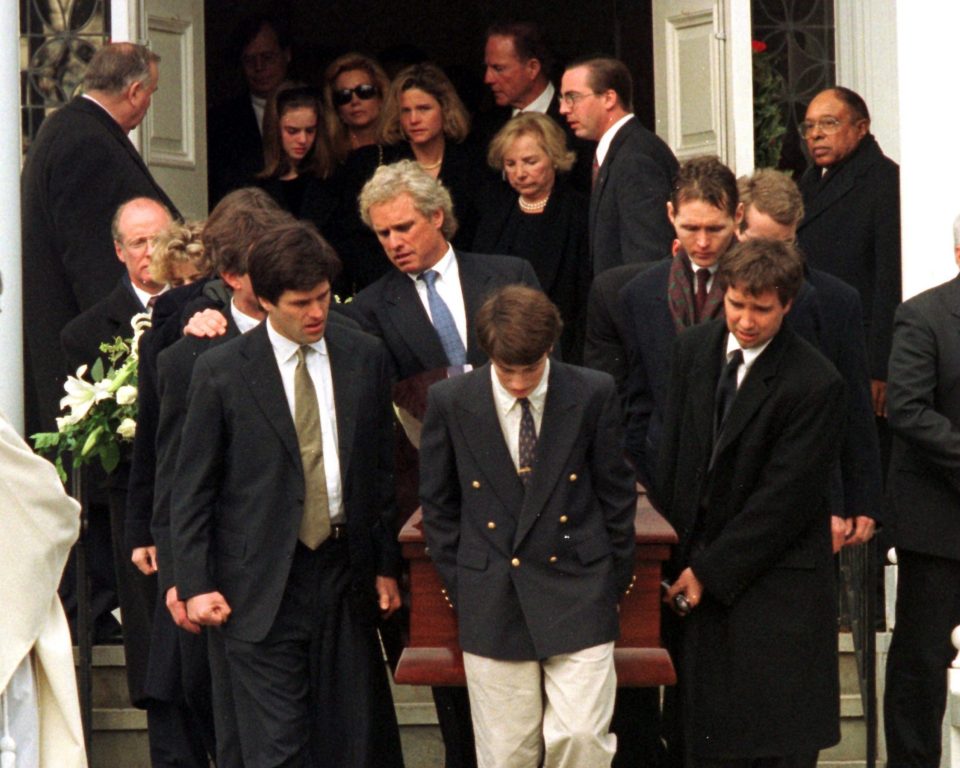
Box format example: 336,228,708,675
575,535,613,565
216,529,246,560
457,546,488,572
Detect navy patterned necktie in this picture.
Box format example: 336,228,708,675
419,269,467,366
518,397,537,485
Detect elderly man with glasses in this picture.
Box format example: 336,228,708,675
559,56,677,274
796,87,901,422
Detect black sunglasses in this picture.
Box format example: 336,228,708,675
332,84,378,106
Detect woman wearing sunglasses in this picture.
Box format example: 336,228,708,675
323,53,390,165
257,82,339,234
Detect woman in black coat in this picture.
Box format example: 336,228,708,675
473,112,591,362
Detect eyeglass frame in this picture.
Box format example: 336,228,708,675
558,90,601,108
797,116,865,139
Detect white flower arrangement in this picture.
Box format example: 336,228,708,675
33,313,151,481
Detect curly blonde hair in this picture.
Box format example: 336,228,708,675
323,53,390,164
149,221,212,286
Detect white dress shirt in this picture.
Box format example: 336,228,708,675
409,245,468,350
266,321,344,523
230,298,261,335
491,359,550,471
725,331,773,388
596,113,635,167
514,81,556,116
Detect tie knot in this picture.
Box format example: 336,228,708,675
419,269,439,288
296,345,311,365
696,268,710,282
518,397,532,413
727,349,744,367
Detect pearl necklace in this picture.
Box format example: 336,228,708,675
518,194,550,212
418,157,443,171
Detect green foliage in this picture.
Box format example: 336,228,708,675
753,48,788,169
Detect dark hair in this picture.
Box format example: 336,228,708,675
567,56,633,112
259,83,334,180
486,21,554,76
829,86,871,123
248,220,342,304
672,156,739,218
235,14,291,58
717,237,804,306
83,43,159,93
476,285,562,365
203,188,291,275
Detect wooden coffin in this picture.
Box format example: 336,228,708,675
394,493,677,687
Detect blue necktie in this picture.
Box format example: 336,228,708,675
419,269,467,366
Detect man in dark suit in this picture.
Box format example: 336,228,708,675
737,168,882,547
60,197,171,666
348,160,541,380
559,56,677,273
797,87,901,420
347,160,540,768
659,238,845,767
477,21,594,192
883,226,960,767
420,285,636,768
207,14,290,206
170,220,403,767
22,42,179,437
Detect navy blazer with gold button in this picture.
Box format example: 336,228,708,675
420,361,636,661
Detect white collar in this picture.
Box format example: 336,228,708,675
265,319,327,364
490,358,550,418
514,82,555,116
596,113,635,166
407,244,456,283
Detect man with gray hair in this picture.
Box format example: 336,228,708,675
348,160,540,768
883,215,960,767
21,41,179,437
349,160,540,381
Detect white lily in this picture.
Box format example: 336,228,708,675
60,367,113,422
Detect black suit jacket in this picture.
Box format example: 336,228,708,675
171,321,398,643
797,134,901,380
472,180,590,362
345,250,541,381
583,262,653,407
886,275,960,560
657,320,844,758
207,93,263,206
22,96,178,434
589,117,677,273
420,362,636,661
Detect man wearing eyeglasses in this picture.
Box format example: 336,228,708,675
559,57,677,273
796,87,901,423
208,14,291,205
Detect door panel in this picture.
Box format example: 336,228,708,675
143,0,207,219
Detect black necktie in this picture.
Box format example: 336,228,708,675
518,398,537,485
714,349,744,439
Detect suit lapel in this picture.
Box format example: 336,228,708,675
456,251,494,364
453,367,525,513
324,326,359,483
688,322,726,465
382,270,448,370
239,324,301,468
513,365,581,549
711,327,792,464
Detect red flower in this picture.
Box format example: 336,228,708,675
752,40,767,54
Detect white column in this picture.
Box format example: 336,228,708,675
2,16,24,432
896,3,960,299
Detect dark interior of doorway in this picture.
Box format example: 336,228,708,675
204,0,656,130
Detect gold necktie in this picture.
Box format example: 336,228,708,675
294,346,331,548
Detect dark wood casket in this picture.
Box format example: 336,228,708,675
394,493,677,687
